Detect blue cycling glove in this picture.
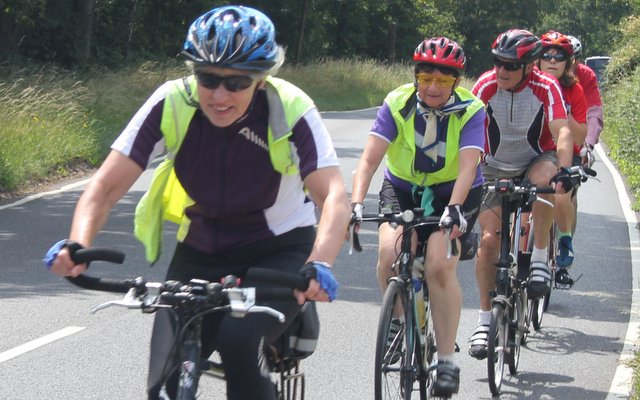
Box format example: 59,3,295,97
300,261,339,302
43,239,83,269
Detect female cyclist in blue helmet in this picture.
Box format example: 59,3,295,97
46,5,349,400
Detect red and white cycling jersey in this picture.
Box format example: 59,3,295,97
540,82,587,156
472,67,567,171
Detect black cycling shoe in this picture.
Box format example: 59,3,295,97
431,360,460,397
555,268,574,289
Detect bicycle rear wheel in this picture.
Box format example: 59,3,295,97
375,279,417,400
487,303,508,396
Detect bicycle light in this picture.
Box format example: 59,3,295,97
401,209,415,223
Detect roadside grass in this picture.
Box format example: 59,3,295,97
602,68,640,211
0,67,99,191
0,59,413,193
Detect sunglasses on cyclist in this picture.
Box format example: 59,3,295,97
415,73,457,88
194,71,255,92
492,58,525,72
540,52,567,62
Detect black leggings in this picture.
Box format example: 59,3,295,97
147,227,315,400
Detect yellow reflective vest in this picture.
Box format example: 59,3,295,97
133,75,315,263
384,84,484,186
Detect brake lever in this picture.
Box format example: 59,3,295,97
348,223,363,254
90,288,143,314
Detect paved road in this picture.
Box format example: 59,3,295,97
0,108,635,399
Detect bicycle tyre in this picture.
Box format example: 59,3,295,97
175,336,202,400
375,279,413,400
487,303,508,396
508,288,526,375
422,293,436,399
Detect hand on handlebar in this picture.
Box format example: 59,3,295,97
439,204,467,240
580,144,595,169
296,261,339,304
44,239,88,277
549,167,574,194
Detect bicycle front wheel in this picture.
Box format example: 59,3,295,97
375,279,416,400
175,338,202,400
509,288,527,375
487,303,508,396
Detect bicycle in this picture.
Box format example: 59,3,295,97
482,165,597,396
65,248,313,400
529,165,598,331
349,209,456,400
481,177,554,396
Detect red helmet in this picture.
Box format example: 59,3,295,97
540,30,574,56
491,29,541,63
413,37,466,72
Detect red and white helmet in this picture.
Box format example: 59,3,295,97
491,29,542,63
413,37,466,72
541,30,574,57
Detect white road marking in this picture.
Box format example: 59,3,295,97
599,143,640,400
0,326,85,363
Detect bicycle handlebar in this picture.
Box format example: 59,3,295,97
66,248,130,293
64,248,309,321
349,208,457,257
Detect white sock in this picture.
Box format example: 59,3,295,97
531,246,547,263
438,353,454,363
478,310,491,326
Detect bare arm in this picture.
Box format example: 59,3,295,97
549,119,573,168
351,135,389,204
449,147,481,206
304,166,350,266
568,115,587,147
51,150,144,276
294,165,350,304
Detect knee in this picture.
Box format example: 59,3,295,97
479,230,499,257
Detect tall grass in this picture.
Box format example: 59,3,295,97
0,59,476,193
0,68,98,191
279,58,413,111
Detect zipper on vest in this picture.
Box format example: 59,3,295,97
510,92,514,122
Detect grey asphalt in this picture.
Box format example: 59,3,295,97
0,108,634,399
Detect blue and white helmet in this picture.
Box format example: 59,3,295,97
181,6,279,71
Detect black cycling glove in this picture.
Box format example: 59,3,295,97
550,167,574,193
439,204,467,233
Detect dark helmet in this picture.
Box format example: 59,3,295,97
181,6,279,71
413,37,466,72
541,30,574,56
491,29,542,63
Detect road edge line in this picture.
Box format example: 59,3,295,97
599,144,640,400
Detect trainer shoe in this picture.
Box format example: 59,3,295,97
468,323,489,360
527,260,551,298
556,236,575,268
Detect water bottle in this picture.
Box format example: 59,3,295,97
412,276,427,335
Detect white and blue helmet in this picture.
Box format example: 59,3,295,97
182,6,279,71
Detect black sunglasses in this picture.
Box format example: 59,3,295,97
540,52,567,62
195,71,255,92
493,58,525,72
